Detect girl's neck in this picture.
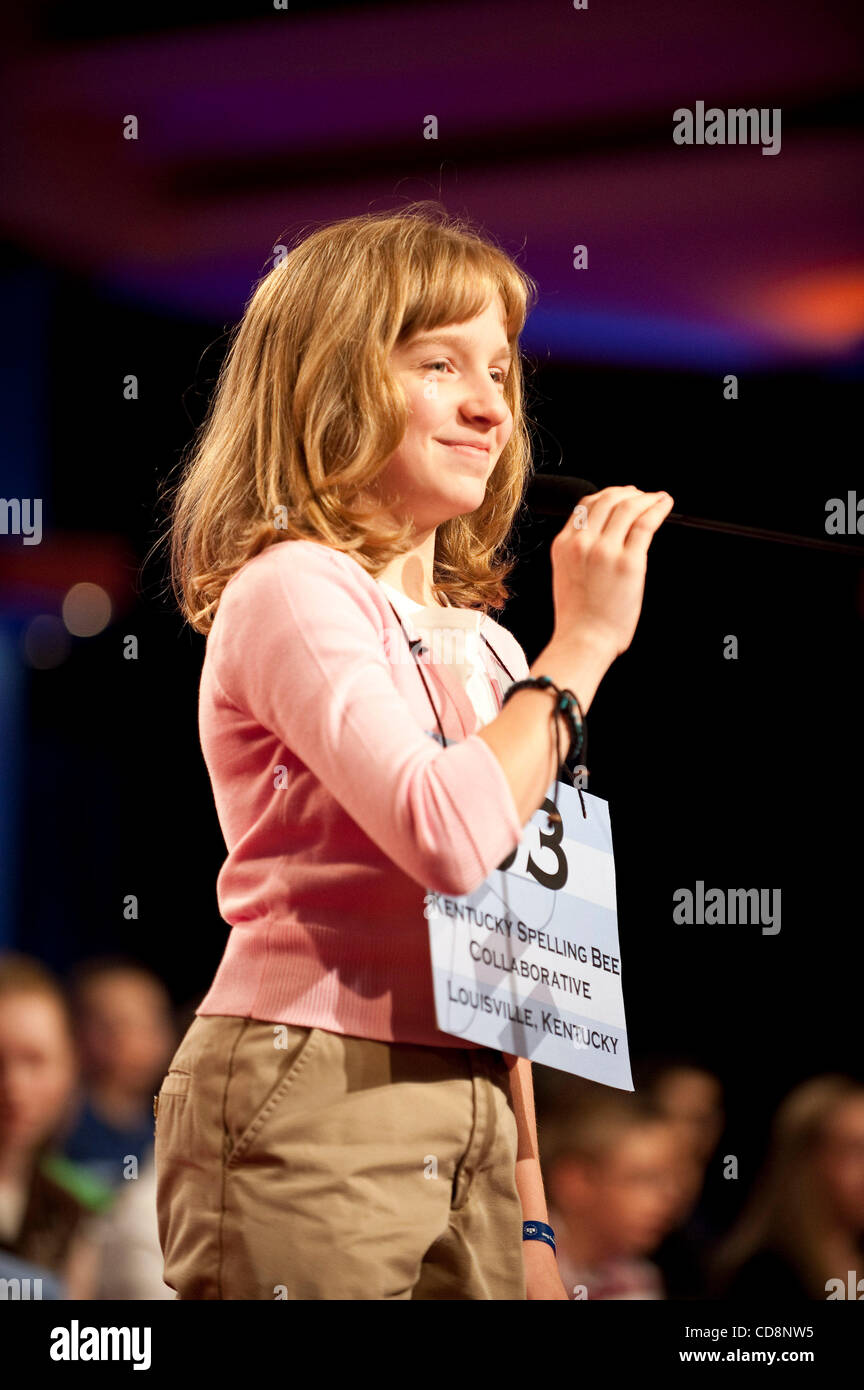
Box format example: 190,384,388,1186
375,531,438,606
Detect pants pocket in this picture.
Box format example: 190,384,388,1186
224,1021,324,1167
153,1068,188,1130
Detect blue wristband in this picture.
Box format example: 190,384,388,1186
522,1220,556,1253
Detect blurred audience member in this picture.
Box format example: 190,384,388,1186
637,1055,727,1298
0,952,113,1298
639,1056,725,1169
59,956,175,1188
87,1150,175,1299
539,1081,681,1299
710,1074,864,1300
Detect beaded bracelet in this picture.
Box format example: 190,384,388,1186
501,676,587,826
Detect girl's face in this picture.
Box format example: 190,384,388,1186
379,296,514,532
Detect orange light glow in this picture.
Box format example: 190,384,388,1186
752,268,864,349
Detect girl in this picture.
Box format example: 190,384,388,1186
153,202,673,1299
710,1075,864,1300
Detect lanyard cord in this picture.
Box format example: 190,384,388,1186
382,597,519,741
381,596,575,782
382,597,448,748
383,596,584,872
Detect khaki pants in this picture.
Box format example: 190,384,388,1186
154,1015,527,1300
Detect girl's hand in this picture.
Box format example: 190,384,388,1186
549,484,675,659
523,1237,571,1300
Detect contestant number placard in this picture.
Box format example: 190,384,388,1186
425,782,633,1089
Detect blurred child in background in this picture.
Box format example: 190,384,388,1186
710,1074,864,1300
637,1056,726,1299
538,1081,681,1299
85,995,202,1299
0,953,112,1298
59,956,175,1189
87,1149,176,1299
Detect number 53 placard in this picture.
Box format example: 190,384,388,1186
424,779,633,1089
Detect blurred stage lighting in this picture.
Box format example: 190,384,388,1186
22,615,71,669
62,582,113,637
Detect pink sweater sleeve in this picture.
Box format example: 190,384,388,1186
207,540,525,898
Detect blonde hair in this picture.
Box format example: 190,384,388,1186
156,201,539,634
710,1074,864,1298
0,951,74,1039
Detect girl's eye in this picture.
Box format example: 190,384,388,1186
423,360,508,384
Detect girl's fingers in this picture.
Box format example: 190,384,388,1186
600,491,670,546
571,485,641,539
622,493,675,553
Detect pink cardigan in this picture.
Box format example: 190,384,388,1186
194,538,531,1048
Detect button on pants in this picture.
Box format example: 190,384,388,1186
154,1015,527,1300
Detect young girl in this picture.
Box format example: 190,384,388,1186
154,202,673,1300
709,1075,864,1300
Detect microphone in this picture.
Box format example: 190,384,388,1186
524,474,863,557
